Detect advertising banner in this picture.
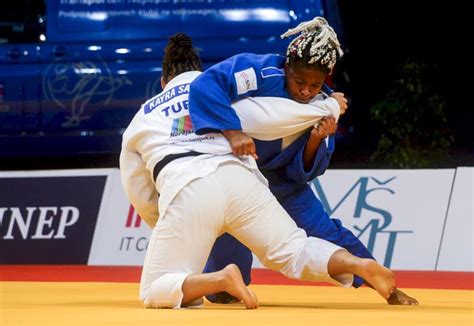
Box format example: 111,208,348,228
86,167,472,271
437,167,474,271
0,169,111,264
88,170,151,266
49,0,291,43
6,167,469,269
253,169,458,270
309,169,455,270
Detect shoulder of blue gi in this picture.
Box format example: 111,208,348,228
189,53,288,135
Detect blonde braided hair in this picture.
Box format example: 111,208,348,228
281,17,343,72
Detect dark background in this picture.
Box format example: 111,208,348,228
331,0,473,168
1,1,472,170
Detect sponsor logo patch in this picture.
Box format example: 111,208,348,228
170,114,194,137
234,68,257,95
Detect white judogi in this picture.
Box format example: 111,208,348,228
119,71,352,309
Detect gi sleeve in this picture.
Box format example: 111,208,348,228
235,96,340,140
119,139,159,229
285,134,336,183
189,54,282,135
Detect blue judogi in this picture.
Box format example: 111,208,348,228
189,53,374,288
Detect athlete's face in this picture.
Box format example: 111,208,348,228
285,64,327,104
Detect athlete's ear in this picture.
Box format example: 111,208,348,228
161,76,166,89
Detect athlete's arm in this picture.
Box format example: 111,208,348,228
189,54,285,158
284,134,333,183
303,117,337,171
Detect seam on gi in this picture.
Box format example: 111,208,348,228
210,168,227,235
211,163,232,229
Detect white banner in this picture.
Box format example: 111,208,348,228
87,168,473,271
437,167,474,271
309,169,455,270
88,169,151,266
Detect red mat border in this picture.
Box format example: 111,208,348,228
0,265,472,290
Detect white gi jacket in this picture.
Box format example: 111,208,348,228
120,71,340,228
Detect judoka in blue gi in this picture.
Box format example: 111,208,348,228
189,17,418,305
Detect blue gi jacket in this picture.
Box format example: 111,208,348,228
189,53,334,188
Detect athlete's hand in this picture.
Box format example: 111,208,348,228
312,116,337,139
330,92,348,115
222,130,258,160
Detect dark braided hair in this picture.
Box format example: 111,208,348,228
162,33,202,83
281,17,343,74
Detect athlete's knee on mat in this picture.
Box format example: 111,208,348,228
141,272,191,309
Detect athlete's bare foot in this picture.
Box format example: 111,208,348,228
357,259,395,299
387,288,419,305
221,264,258,309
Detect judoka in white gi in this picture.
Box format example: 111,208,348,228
120,33,395,309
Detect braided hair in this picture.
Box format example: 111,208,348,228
281,17,343,74
162,33,202,83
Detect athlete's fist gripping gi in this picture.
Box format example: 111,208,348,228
222,130,259,159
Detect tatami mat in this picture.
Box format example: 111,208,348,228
2,281,473,326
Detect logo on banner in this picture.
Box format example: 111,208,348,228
312,176,412,268
119,205,149,252
0,176,106,264
0,206,79,240
125,205,142,228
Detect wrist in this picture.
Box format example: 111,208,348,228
310,129,326,140
222,129,243,139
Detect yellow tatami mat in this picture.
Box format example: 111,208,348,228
1,282,473,326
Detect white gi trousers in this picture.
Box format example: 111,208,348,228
140,161,352,309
